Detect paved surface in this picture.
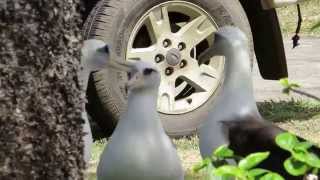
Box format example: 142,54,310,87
253,38,320,102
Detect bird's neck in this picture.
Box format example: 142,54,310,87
216,42,259,114
128,88,159,108
124,89,160,128
224,47,252,90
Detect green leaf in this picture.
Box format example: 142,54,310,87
192,157,211,173
220,175,234,180
213,145,234,158
248,168,269,177
284,157,309,176
275,133,299,151
279,78,301,95
311,22,320,31
213,165,246,179
238,152,270,170
304,153,320,168
292,150,309,163
280,78,290,87
294,142,314,151
280,78,301,88
260,172,285,180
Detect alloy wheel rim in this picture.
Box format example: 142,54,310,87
126,1,225,114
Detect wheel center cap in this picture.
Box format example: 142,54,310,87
166,48,181,66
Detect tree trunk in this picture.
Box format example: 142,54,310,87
0,0,85,179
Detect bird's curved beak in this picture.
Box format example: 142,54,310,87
107,60,135,72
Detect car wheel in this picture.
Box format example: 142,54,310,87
83,0,253,137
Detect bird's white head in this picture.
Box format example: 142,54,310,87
81,39,110,72
125,61,161,92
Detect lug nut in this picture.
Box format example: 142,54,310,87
163,39,171,48
180,60,187,68
155,54,164,63
178,42,186,51
165,67,174,76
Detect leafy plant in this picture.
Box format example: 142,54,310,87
213,152,284,180
193,145,284,180
279,78,301,95
279,78,320,101
276,133,320,176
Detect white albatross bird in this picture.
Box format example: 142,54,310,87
97,60,184,180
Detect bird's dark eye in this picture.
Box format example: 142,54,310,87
127,72,132,79
143,68,155,75
104,45,110,54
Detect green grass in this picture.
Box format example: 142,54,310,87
86,100,320,180
259,100,320,146
277,0,320,37
258,100,320,123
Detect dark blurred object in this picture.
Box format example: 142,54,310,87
292,4,302,48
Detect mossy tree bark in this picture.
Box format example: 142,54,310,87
0,0,85,179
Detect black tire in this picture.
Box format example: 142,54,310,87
83,0,253,137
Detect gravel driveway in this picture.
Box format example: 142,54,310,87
253,37,320,102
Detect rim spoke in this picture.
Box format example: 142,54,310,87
179,66,214,92
200,64,218,79
146,6,171,42
126,46,156,61
158,80,176,111
177,15,216,47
